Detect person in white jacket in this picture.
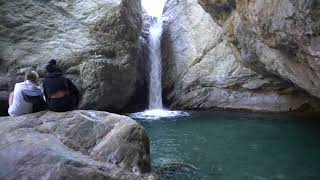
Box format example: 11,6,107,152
8,71,44,117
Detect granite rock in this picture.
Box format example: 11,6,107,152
0,110,157,179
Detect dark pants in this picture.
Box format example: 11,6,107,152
48,95,77,112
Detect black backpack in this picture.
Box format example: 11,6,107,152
22,91,47,113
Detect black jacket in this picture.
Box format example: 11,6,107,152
43,72,79,105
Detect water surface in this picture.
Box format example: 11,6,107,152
136,111,320,180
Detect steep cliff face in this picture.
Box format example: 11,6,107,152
0,0,143,113
198,0,320,99
2,0,319,113
162,0,320,111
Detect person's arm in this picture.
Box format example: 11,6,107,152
42,80,49,102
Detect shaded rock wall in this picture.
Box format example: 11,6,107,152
162,0,320,111
0,110,157,179
123,14,153,112
0,0,143,113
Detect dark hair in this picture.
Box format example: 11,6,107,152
46,59,61,73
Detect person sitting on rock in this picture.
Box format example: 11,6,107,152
8,71,46,117
43,59,79,112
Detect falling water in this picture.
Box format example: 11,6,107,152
128,0,189,120
148,18,163,109
141,0,166,109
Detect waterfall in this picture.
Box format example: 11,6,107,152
128,0,189,119
142,0,166,109
148,18,163,109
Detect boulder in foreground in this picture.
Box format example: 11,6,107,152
0,110,157,180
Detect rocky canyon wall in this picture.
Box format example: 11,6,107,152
0,0,143,114
198,0,320,99
162,0,320,111
1,0,319,113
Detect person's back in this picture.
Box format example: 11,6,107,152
43,59,79,112
8,71,44,117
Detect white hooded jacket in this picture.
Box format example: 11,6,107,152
8,80,43,117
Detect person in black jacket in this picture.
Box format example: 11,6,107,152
43,59,79,112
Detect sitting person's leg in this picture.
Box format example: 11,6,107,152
48,95,75,112
8,92,14,107
8,92,17,117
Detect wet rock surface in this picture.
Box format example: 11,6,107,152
162,0,320,112
0,110,157,180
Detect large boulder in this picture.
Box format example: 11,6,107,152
162,0,320,111
198,0,320,99
0,0,143,113
0,110,157,179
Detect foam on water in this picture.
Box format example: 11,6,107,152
129,109,189,120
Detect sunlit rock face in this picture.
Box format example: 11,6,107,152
0,110,156,179
198,0,320,99
0,0,143,113
162,0,320,111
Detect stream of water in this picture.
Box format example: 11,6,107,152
130,0,189,119
148,17,163,109
135,111,320,180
